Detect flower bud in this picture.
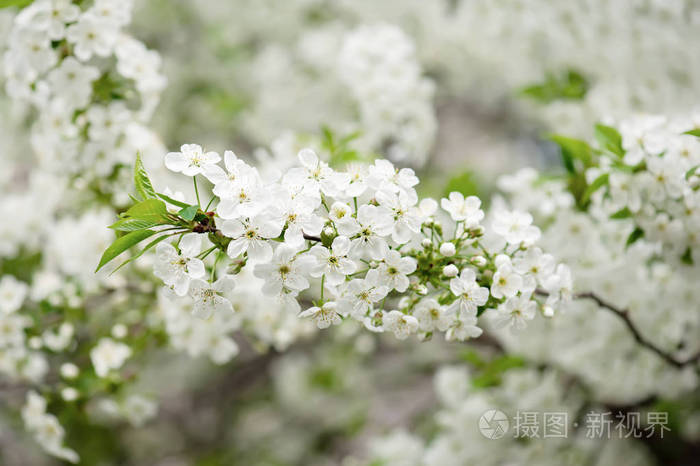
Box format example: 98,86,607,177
28,336,42,350
443,264,458,277
416,284,428,295
61,387,79,402
111,324,128,339
471,255,487,267
60,363,79,379
421,238,432,249
439,242,456,257
543,306,554,317
323,226,335,237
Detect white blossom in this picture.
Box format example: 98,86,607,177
90,338,132,377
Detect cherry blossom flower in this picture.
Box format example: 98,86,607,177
165,143,221,176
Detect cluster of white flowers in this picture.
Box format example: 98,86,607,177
21,391,79,463
360,366,653,466
492,143,700,404
4,0,165,182
137,144,572,346
585,114,700,260
0,4,172,462
343,0,700,134
338,24,436,165
141,0,700,165
146,1,437,167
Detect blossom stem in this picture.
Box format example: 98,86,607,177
204,195,216,211
199,246,217,260
193,176,201,207
211,251,223,281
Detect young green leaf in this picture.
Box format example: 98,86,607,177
610,207,632,219
109,218,163,231
548,134,594,172
518,69,588,103
96,230,157,272
178,205,199,221
156,192,191,209
681,247,694,265
625,227,644,248
581,173,609,204
594,124,624,157
0,0,34,9
122,199,169,222
134,153,156,200
683,129,700,138
110,234,173,274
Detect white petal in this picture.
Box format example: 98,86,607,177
179,233,201,257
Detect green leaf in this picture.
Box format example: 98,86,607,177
548,134,594,172
581,173,609,204
681,247,694,265
96,230,157,272
685,165,700,180
625,227,644,248
109,218,163,231
156,192,190,209
111,234,172,274
0,0,34,8
594,124,624,157
610,207,632,219
122,199,168,222
178,205,199,221
683,129,700,137
134,153,156,200
519,69,588,103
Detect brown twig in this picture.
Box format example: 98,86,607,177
537,289,700,369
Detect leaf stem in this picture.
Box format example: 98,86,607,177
211,251,223,281
320,275,325,301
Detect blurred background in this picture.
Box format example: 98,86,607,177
1,1,700,465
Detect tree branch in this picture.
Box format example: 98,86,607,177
303,233,322,242
537,289,700,369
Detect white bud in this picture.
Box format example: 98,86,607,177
416,284,428,295
48,294,62,306
111,324,128,339
28,336,43,350
439,242,456,257
60,363,79,379
421,238,432,248
323,226,335,237
543,306,554,317
471,255,487,267
61,387,79,402
443,264,459,277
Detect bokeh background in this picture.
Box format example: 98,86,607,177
1,1,700,465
